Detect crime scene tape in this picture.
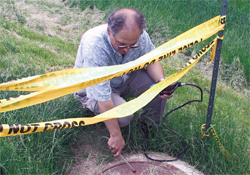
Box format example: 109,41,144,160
201,124,232,161
0,15,225,113
0,37,217,137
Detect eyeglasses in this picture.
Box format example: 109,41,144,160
113,38,140,49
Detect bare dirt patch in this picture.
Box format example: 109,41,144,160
69,149,204,175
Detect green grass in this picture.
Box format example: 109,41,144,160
0,0,249,174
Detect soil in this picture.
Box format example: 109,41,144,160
69,150,204,175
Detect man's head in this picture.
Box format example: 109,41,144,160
107,8,146,36
107,8,146,55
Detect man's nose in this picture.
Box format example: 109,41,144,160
124,47,130,53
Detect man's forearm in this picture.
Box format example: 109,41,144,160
98,99,125,157
146,62,165,83
98,100,121,136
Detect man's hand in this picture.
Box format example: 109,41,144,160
146,62,174,100
108,134,125,157
98,100,125,157
159,92,173,99
159,81,179,99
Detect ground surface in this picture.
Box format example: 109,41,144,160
69,150,204,175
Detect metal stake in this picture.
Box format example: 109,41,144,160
205,0,228,135
120,154,136,173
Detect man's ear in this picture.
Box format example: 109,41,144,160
107,27,111,36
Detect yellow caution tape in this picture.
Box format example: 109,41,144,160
208,15,226,63
0,15,225,113
208,35,225,63
0,38,216,137
201,124,210,138
209,37,218,63
201,124,233,161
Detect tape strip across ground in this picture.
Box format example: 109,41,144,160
0,38,216,137
0,15,225,113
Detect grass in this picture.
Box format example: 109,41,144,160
0,0,249,174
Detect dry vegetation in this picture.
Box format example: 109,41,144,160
1,0,105,43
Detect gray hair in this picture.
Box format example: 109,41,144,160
107,8,146,36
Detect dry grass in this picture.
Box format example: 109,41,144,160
1,0,105,43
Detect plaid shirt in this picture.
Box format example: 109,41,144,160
74,24,155,101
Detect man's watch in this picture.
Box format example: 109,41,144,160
157,76,166,83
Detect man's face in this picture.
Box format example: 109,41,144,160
108,27,141,56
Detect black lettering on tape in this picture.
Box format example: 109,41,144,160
0,124,3,132
134,66,141,71
31,124,39,132
44,123,53,131
159,56,163,61
197,50,203,57
127,69,134,74
20,124,31,133
149,59,156,65
202,47,206,52
8,124,20,134
221,17,226,24
79,121,85,126
62,121,71,129
72,121,78,127
52,122,62,130
191,40,214,62
210,40,214,46
122,65,142,76
143,62,150,68
193,55,198,60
